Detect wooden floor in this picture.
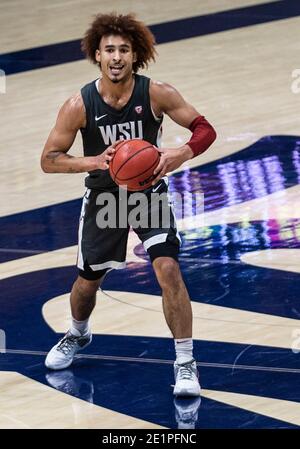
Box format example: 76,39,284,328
1,0,300,429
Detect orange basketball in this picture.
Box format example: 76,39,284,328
109,139,160,191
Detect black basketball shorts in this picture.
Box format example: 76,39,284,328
77,177,181,278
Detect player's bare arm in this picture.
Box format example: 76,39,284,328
41,93,117,173
150,81,216,184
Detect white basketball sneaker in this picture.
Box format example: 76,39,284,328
45,330,92,370
173,359,201,397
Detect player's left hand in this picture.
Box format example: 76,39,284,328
152,146,193,185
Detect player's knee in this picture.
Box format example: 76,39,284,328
154,258,181,288
75,276,100,298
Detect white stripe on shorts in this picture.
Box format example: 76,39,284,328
143,233,169,251
90,260,126,271
77,189,91,270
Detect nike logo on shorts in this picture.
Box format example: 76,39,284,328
152,182,163,192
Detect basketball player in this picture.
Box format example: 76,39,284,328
41,13,216,397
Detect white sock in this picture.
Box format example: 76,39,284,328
175,338,194,364
70,317,90,336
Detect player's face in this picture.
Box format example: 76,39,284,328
96,35,137,83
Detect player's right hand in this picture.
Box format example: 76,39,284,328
94,140,122,170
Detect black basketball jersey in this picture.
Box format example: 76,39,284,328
80,74,163,191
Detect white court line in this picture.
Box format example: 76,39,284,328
0,248,44,254
3,348,300,374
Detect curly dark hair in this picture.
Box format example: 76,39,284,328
81,12,157,73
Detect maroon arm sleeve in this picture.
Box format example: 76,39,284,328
186,115,217,157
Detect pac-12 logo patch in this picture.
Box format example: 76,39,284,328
135,106,143,114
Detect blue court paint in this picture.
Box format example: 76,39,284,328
0,199,80,263
1,352,297,429
1,1,300,75
1,261,300,429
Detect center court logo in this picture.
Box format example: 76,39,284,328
95,186,204,229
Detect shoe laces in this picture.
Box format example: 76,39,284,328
177,362,196,381
57,334,78,355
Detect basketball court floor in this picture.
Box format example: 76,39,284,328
0,0,300,428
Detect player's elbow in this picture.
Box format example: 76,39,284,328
199,121,217,151
208,124,217,146
40,157,47,172
41,148,62,172
40,156,47,172
40,154,52,173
